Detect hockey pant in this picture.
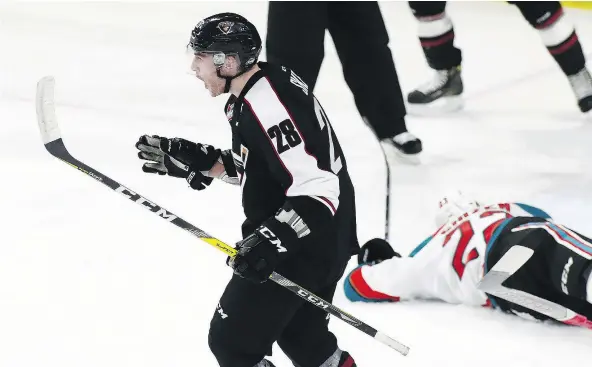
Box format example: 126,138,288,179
208,255,349,367
485,216,592,321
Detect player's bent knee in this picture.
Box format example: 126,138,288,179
208,322,250,366
208,314,273,367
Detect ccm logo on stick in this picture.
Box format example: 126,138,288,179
115,186,177,222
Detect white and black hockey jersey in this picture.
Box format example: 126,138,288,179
344,203,551,306
219,62,359,262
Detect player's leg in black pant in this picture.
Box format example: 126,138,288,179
267,1,421,159
208,274,304,367
277,282,342,367
208,253,355,367
266,1,328,91
326,1,422,159
327,1,407,140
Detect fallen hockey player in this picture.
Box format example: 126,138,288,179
345,192,592,328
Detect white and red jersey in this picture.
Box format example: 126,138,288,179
344,203,552,306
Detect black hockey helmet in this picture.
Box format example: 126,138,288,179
188,13,262,92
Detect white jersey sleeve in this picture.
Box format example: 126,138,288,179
344,202,551,306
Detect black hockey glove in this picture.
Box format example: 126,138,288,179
229,203,310,283
136,135,219,190
357,238,400,265
228,227,285,283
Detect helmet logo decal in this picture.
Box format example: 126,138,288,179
217,21,234,34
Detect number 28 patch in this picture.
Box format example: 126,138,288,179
267,119,302,154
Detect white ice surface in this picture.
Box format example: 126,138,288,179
1,2,592,366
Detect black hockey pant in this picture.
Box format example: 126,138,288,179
208,257,349,367
486,217,592,321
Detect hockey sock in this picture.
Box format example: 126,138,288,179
524,5,586,76
411,5,461,70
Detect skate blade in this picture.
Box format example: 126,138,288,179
407,96,464,116
392,149,420,165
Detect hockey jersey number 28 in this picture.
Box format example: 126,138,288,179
345,203,552,306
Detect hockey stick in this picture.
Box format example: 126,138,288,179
477,245,592,329
361,118,391,241
35,76,410,356
381,147,391,242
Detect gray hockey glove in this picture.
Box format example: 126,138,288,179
136,135,219,190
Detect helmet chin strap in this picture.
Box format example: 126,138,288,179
212,52,256,93
217,71,232,93
216,67,251,93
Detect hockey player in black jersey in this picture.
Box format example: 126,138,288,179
135,13,358,367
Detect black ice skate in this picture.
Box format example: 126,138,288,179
407,66,464,115
568,67,592,113
380,132,422,165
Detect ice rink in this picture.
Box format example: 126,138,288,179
2,1,592,366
